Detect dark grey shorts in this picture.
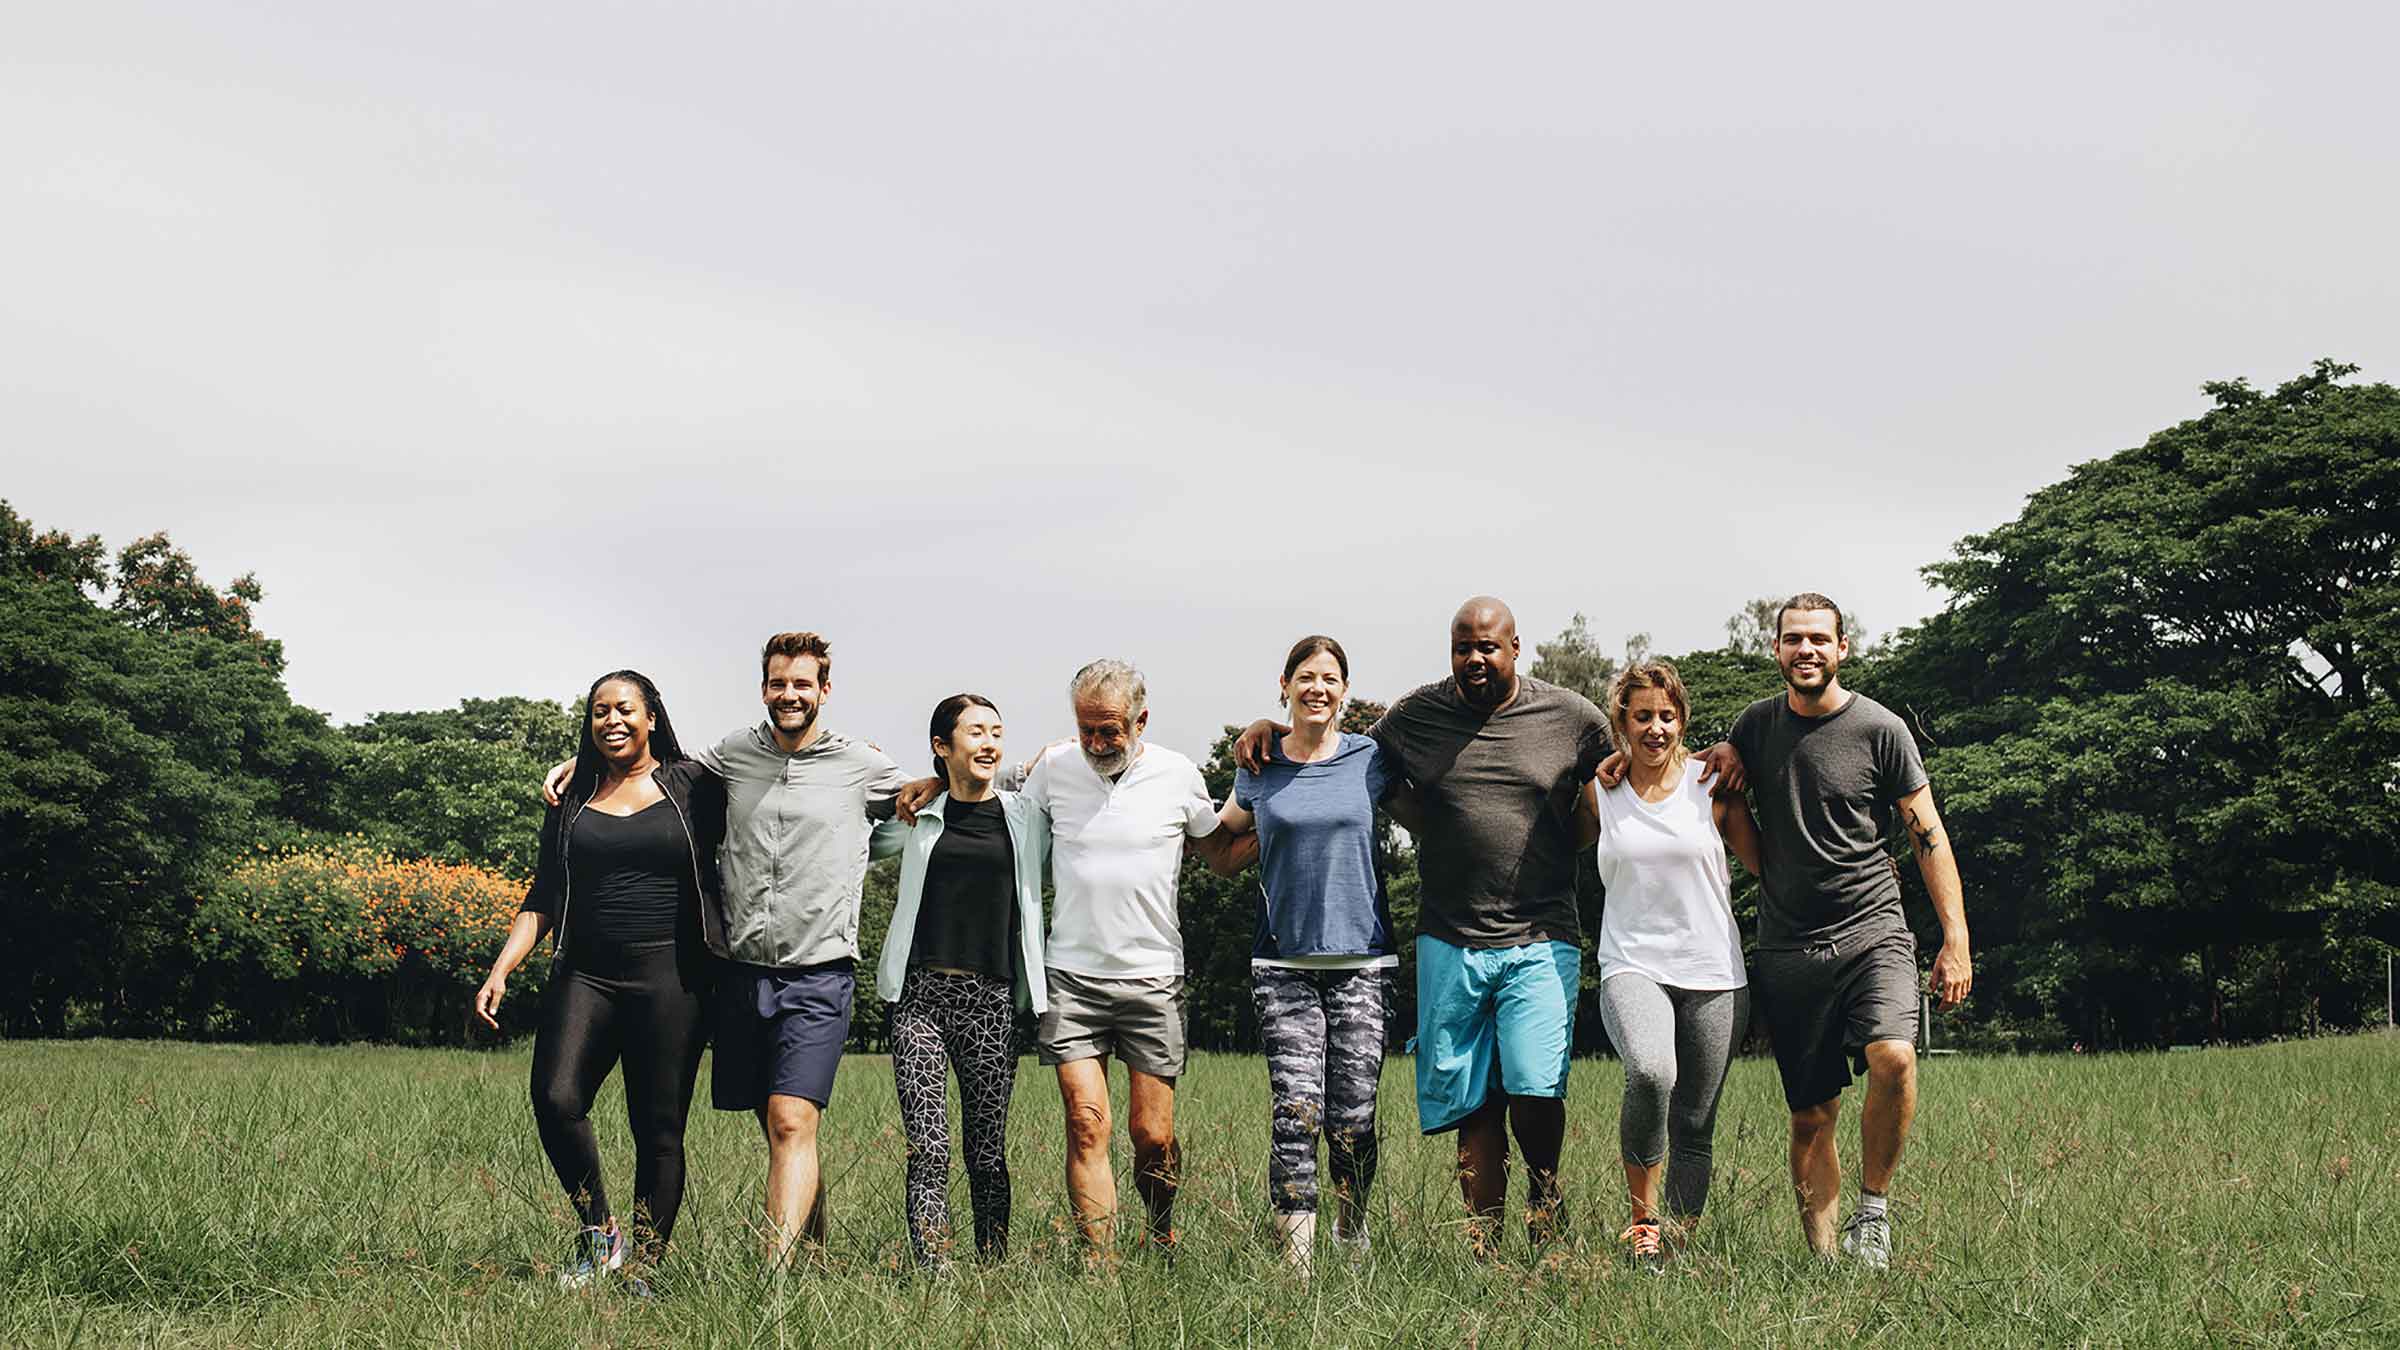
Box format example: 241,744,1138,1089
1037,969,1187,1079
712,959,856,1111
1754,927,1918,1111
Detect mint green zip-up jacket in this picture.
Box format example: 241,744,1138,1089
875,790,1052,1014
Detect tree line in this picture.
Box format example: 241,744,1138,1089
4,360,2392,1049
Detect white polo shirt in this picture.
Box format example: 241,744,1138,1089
1024,741,1221,979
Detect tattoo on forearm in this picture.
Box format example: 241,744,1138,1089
1905,806,1942,855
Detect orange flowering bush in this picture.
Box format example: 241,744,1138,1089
194,840,539,1041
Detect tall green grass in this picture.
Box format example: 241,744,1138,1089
3,1036,2392,1346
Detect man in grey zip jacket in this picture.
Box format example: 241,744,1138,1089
546,631,908,1267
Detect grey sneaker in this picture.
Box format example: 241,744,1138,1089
1838,1208,1891,1270
559,1225,626,1290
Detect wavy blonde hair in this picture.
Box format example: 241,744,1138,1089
1606,660,1692,764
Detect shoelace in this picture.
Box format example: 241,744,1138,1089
1618,1220,1663,1258
578,1225,625,1270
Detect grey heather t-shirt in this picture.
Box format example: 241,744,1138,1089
1727,692,1928,950
1371,675,1609,950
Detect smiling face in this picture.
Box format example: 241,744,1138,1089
935,703,1005,796
1775,607,1848,697
1074,694,1146,778
1282,649,1347,731
1450,603,1521,712
1618,685,1684,769
762,651,828,743
589,678,656,768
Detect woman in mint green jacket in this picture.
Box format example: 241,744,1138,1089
874,694,1050,1269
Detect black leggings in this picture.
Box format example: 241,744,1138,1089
529,940,709,1258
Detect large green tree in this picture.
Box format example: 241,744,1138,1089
0,502,343,1035
1879,360,2400,1044
335,697,578,874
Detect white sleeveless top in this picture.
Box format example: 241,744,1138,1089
1593,757,1747,990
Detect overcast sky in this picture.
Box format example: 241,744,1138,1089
9,2,2397,763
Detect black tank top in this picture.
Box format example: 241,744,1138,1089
909,795,1018,982
568,798,692,953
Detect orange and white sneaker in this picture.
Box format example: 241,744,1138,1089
1618,1218,1665,1273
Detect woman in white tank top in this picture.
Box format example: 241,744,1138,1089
1577,661,1765,1266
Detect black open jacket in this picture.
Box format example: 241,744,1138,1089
518,758,728,956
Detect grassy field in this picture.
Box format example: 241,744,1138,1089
2,1034,2393,1347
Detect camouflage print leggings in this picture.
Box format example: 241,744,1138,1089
1252,966,1391,1215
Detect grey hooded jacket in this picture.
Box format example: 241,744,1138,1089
696,721,910,969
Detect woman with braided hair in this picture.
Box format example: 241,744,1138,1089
476,669,726,1292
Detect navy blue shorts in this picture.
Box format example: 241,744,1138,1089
712,959,856,1111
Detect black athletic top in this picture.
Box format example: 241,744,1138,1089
908,795,1018,982
566,799,693,952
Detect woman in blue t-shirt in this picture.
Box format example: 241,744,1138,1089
1214,635,1396,1271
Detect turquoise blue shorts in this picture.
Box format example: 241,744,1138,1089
1414,935,1581,1133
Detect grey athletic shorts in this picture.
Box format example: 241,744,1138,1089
1754,926,1918,1110
1038,969,1187,1079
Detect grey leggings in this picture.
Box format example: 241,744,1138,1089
1593,973,1749,1219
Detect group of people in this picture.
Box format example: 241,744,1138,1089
473,591,1971,1290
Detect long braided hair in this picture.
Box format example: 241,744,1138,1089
564,668,688,805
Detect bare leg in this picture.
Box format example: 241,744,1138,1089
1509,1095,1568,1247
1789,1097,1842,1256
756,1095,826,1266
1055,1059,1117,1250
1624,1159,1665,1224
1455,1093,1509,1257
1126,1069,1181,1247
1859,1039,1917,1193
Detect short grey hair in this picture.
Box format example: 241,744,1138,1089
1068,659,1147,719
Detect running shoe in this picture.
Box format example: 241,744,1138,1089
1618,1219,1665,1273
1838,1208,1891,1270
559,1224,625,1290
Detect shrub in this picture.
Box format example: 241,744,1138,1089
192,841,537,1044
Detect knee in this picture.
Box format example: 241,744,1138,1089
1270,1096,1323,1139
639,1115,688,1154
1789,1101,1839,1144
1063,1099,1112,1155
1462,1091,1510,1131
1325,1123,1376,1161
1863,1039,1916,1089
1128,1118,1176,1163
762,1099,818,1149
1621,1058,1674,1106
531,1078,585,1127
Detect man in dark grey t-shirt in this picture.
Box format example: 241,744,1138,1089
1727,593,1972,1269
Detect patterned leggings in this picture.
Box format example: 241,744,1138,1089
1252,966,1390,1215
890,967,1018,1264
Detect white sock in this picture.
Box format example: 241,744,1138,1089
1857,1190,1888,1220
